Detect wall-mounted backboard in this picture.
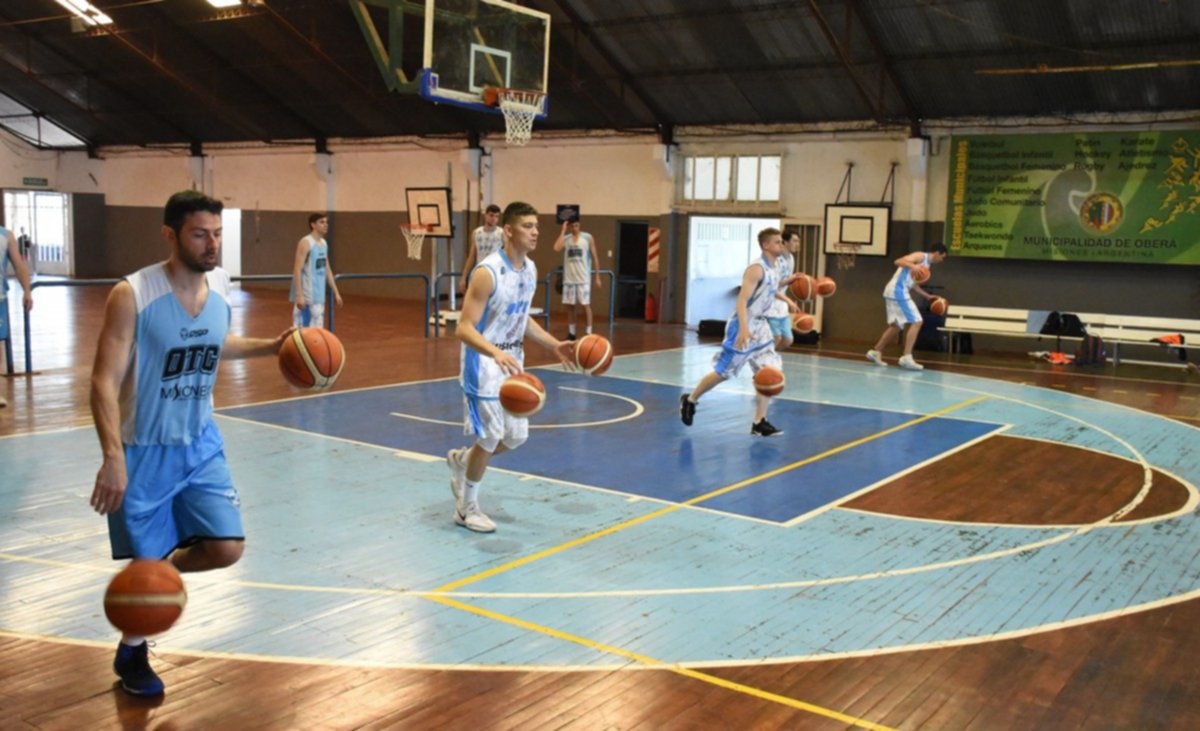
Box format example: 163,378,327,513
823,204,890,256
405,187,453,237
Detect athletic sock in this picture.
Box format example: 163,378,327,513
464,480,480,505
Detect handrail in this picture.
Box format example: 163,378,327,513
22,278,121,375
432,270,551,337
17,272,431,374
329,272,430,338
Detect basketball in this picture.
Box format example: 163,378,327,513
792,312,815,333
930,296,949,317
499,372,546,416
753,366,785,397
574,333,614,376
911,265,931,284
104,560,187,636
789,274,815,301
279,327,345,390
815,276,837,297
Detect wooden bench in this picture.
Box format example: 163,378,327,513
939,306,1199,368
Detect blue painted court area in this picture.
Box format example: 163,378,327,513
222,371,1000,522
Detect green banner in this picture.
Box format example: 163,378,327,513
946,131,1200,265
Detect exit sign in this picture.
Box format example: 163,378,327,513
22,177,48,187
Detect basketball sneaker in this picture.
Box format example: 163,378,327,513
751,419,783,437
866,349,886,366
898,355,925,370
114,641,164,696
446,448,467,511
680,394,696,426
455,502,496,533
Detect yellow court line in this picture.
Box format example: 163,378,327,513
426,395,987,727
424,594,897,731
435,394,988,594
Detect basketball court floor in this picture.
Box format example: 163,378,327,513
2,288,1199,729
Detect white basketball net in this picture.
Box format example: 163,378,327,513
499,88,545,147
401,224,429,260
833,242,860,270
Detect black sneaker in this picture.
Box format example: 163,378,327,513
751,419,783,437
680,394,696,426
114,642,164,696
566,332,577,341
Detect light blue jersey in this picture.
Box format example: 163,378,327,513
461,249,537,398
290,234,329,305
474,225,504,261
120,263,232,446
883,252,931,300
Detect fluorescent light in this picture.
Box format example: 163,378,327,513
207,0,244,7
54,0,113,26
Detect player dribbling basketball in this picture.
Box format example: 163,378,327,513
447,201,574,533
89,191,293,696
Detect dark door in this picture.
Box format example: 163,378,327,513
616,221,649,318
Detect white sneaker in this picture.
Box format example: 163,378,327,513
898,355,924,370
455,502,496,533
446,448,467,511
866,349,887,367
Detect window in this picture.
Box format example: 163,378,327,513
678,153,782,211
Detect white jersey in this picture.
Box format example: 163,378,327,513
473,225,504,261
882,252,931,300
460,249,538,398
562,232,593,285
766,250,794,318
723,256,780,351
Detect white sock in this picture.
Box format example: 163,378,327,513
586,326,592,334
464,480,480,505
568,324,576,335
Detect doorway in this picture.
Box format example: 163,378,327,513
3,190,72,276
684,215,779,327
615,221,648,318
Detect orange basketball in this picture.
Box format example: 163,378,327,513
789,274,815,301
815,276,837,297
930,296,949,317
104,560,187,636
911,265,931,284
499,372,546,417
753,366,785,397
279,327,345,390
574,334,614,376
792,312,815,333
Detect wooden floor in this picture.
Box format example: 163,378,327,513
3,284,1199,730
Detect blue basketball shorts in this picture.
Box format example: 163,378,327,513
767,315,792,338
108,420,244,560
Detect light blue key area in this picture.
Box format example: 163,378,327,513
1,347,1196,669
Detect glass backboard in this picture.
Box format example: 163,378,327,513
418,0,549,119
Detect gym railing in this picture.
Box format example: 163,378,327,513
430,269,615,338
13,272,430,375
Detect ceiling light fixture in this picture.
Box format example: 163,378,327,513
54,0,113,26
207,0,245,7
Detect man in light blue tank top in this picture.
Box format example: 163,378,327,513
0,225,34,409
446,201,575,533
866,243,948,370
290,213,343,328
89,191,293,697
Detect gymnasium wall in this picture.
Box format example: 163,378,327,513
6,125,1197,347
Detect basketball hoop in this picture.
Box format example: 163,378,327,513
833,242,860,270
401,224,432,260
495,88,545,147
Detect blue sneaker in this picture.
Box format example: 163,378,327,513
114,642,164,696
